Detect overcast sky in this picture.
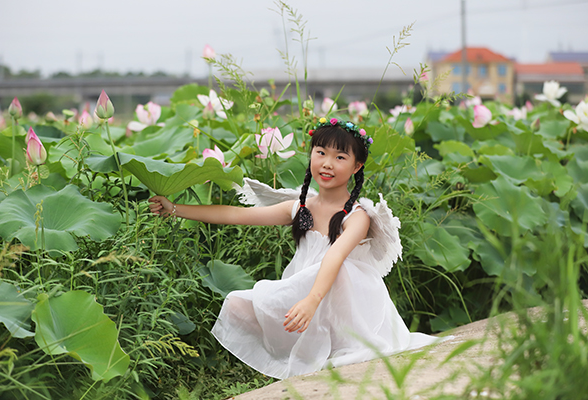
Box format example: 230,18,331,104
2,0,587,78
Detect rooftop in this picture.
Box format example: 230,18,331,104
515,62,584,75
441,47,512,63
548,52,588,63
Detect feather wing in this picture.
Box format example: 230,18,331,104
233,178,317,207
358,194,403,277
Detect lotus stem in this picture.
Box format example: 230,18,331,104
10,116,16,177
105,122,130,226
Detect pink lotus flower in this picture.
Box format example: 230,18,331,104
404,117,414,135
525,100,534,111
507,107,527,121
79,110,93,129
95,90,114,119
535,80,567,107
8,97,22,119
197,89,233,119
349,101,367,116
387,104,414,123
203,44,216,60
472,105,492,128
255,127,295,159
25,127,47,165
202,145,227,166
321,97,338,115
127,101,162,132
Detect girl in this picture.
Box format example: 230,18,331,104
149,118,443,379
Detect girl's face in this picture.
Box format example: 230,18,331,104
310,144,363,189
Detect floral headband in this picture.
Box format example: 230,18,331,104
309,117,373,150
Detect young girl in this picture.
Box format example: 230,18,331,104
149,118,443,379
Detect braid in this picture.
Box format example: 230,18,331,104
327,166,365,244
292,163,314,245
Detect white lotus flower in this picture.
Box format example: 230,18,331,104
320,97,338,115
255,127,295,159
197,89,234,119
507,106,527,121
387,104,414,123
535,80,567,107
563,100,588,132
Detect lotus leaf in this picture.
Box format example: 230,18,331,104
414,222,471,272
118,153,242,195
32,291,130,382
426,120,465,142
0,184,121,252
198,260,255,298
132,125,195,158
481,155,543,185
536,120,570,140
473,176,547,237
434,140,474,164
0,282,34,338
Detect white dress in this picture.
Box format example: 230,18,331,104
211,179,445,379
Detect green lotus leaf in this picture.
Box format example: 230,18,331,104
473,176,547,237
434,140,474,164
0,184,121,252
458,117,509,141
132,125,195,158
118,153,243,195
414,222,471,272
0,282,34,338
368,125,415,159
32,291,130,382
170,84,209,107
475,142,514,156
426,120,465,142
571,182,588,223
198,260,255,299
277,154,308,189
481,155,544,185
461,164,497,183
536,120,569,140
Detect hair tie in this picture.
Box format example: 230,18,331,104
300,204,305,208
343,209,348,215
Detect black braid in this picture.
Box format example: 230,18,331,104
291,163,314,245
327,166,365,244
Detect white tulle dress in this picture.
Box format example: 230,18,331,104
211,179,445,379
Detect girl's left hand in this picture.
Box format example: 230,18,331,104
284,296,320,334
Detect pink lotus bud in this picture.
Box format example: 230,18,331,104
525,100,534,112
25,127,47,165
94,90,114,119
203,44,216,61
45,111,58,122
531,117,541,131
8,97,22,119
79,110,93,129
404,117,414,135
202,101,215,119
472,105,492,128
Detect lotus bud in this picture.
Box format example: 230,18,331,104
45,111,58,122
8,97,23,119
25,127,47,165
531,117,541,131
94,90,115,119
203,44,216,61
404,117,415,136
79,110,93,129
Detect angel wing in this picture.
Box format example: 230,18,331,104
358,194,403,277
233,177,317,207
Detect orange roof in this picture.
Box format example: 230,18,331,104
442,47,512,63
515,62,584,75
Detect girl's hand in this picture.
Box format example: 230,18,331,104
148,196,173,217
284,295,321,334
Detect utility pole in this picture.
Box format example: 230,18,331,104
461,0,467,94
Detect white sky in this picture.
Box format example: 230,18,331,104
1,0,587,77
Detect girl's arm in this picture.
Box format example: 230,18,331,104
283,209,371,333
148,195,295,226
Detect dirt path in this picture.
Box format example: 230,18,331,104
234,300,588,399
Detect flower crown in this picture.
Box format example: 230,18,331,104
308,117,373,150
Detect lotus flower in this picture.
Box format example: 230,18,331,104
8,97,22,119
25,127,47,165
95,90,114,119
79,110,93,129
564,100,588,132
203,44,216,60
473,105,492,128
321,98,338,115
197,90,233,119
525,100,534,111
404,117,414,135
535,80,567,107
387,104,414,123
463,95,482,109
127,101,162,132
507,106,527,121
202,145,227,166
255,127,295,159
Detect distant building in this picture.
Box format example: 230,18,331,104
430,47,515,102
515,62,585,104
